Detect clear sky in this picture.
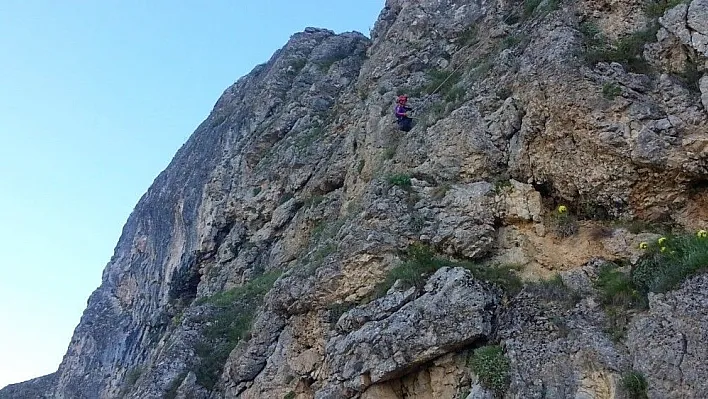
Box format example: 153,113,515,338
0,0,384,389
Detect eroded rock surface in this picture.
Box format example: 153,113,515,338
3,0,707,398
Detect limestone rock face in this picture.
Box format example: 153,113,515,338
3,0,708,398
627,274,708,399
318,267,500,396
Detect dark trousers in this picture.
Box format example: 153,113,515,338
397,117,412,132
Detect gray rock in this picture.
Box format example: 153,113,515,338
661,4,691,45
319,267,500,394
701,75,708,112
627,274,708,399
687,0,708,36
0,374,56,399
5,0,708,397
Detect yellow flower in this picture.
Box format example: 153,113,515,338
698,230,707,238
557,205,568,214
658,237,667,245
639,242,648,249
660,246,667,253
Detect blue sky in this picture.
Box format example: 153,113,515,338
0,0,384,389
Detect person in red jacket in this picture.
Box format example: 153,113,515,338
395,95,413,132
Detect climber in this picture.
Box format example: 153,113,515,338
394,95,413,132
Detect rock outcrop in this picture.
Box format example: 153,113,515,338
2,0,707,398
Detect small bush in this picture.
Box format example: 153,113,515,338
374,244,523,298
383,147,396,160
284,391,297,399
459,24,479,46
548,211,579,238
579,22,602,44
465,263,524,296
501,33,527,50
445,85,466,103
622,370,649,399
602,82,622,100
289,59,307,74
374,244,441,296
327,302,357,324
596,265,645,309
470,345,510,397
595,263,645,340
304,194,325,208
387,173,412,188
632,234,708,294
496,87,512,100
646,0,686,17
493,178,513,194
584,25,659,74
526,274,581,306
424,69,462,97
546,0,561,12
676,58,702,92
524,0,543,16
194,271,281,389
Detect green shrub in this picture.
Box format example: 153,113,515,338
501,33,527,50
493,178,512,194
387,173,412,188
524,0,543,16
526,274,581,306
424,69,462,97
374,244,440,296
289,59,307,74
373,244,522,298
496,87,512,100
602,82,622,100
327,301,357,324
194,271,281,389
676,58,702,92
383,147,396,160
465,263,524,296
595,263,646,340
632,234,708,294
304,194,325,208
646,0,686,17
596,264,646,309
445,85,466,103
622,370,649,399
579,22,602,43
548,211,579,238
546,0,561,12
316,53,348,71
470,345,510,397
284,392,296,399
584,25,659,74
295,125,325,151
164,372,187,399
459,25,479,46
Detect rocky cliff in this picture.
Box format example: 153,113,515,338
2,0,707,398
